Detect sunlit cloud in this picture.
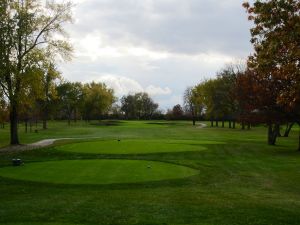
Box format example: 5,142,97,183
60,0,252,108
91,74,172,98
145,85,172,96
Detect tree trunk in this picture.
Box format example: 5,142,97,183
229,121,232,128
43,105,48,129
216,120,219,127
233,121,236,129
68,117,71,126
277,126,282,137
298,122,300,151
74,108,77,123
222,120,224,128
43,120,47,130
211,120,213,127
242,122,245,130
192,117,196,126
247,123,251,130
268,123,279,145
25,120,28,133
283,123,294,137
298,129,300,151
10,104,19,145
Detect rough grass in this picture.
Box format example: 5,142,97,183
0,120,299,225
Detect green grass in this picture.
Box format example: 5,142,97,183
1,223,79,225
0,120,299,225
56,139,218,154
0,159,198,185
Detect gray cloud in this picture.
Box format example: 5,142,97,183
70,0,252,56
60,0,253,109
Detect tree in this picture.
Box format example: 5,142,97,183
109,103,123,119
216,65,244,129
170,104,184,120
121,94,137,119
135,93,158,119
0,93,8,128
183,87,200,125
189,64,245,128
18,69,42,132
197,79,227,127
120,93,159,120
82,82,115,121
36,63,60,129
243,0,300,148
57,82,83,125
0,0,73,145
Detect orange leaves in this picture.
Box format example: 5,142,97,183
243,0,300,117
242,2,250,9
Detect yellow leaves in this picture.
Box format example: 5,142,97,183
83,82,115,115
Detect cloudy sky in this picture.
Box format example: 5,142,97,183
59,0,253,110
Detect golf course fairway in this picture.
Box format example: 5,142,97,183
0,159,199,185
55,139,219,154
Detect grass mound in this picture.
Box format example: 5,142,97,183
0,159,198,185
55,139,222,154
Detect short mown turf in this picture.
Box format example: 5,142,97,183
55,139,221,154
1,223,78,225
0,120,299,225
0,159,198,184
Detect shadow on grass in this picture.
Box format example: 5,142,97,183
0,171,200,191
146,122,179,126
90,120,124,126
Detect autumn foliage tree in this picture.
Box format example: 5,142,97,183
37,63,61,130
121,93,159,120
183,87,201,125
56,82,83,125
166,104,184,120
241,0,300,148
0,0,73,145
189,64,243,128
82,82,115,121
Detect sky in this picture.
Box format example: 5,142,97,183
59,0,253,110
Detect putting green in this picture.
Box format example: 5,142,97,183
55,139,221,154
0,160,199,185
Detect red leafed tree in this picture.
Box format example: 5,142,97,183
235,69,287,145
241,0,300,149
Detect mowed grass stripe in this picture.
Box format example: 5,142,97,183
0,159,199,185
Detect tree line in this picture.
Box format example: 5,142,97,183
0,0,163,145
182,64,244,128
0,0,299,148
182,0,299,150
